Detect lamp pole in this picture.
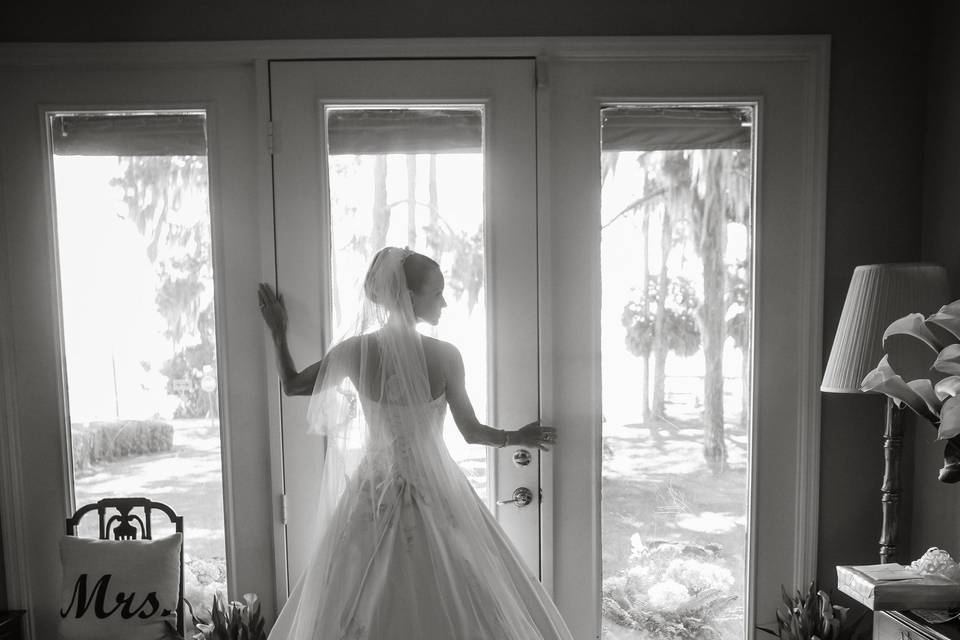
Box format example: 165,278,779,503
879,397,904,564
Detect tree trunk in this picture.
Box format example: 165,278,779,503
406,154,418,248
370,155,390,251
640,207,651,424
695,151,728,475
652,206,673,419
741,233,753,430
427,154,441,258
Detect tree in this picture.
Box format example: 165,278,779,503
684,149,752,474
726,258,751,427
610,146,752,474
622,275,700,370
345,152,486,313
112,155,216,418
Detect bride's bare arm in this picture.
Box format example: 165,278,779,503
442,342,555,450
258,282,330,396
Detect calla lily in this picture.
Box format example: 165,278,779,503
866,299,960,483
928,301,960,342
937,396,960,440
861,355,940,423
935,376,960,401
934,344,960,376
883,313,945,353
907,378,944,418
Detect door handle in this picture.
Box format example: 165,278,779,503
496,486,534,507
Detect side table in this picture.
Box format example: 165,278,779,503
876,611,960,640
0,610,24,640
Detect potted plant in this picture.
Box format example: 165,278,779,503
861,299,960,482
759,582,866,640
185,592,267,640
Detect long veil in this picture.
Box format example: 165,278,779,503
269,247,572,640
303,246,431,523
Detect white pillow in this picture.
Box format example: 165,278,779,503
58,533,182,640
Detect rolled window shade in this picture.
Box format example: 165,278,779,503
601,106,751,151
50,113,207,156
327,108,482,155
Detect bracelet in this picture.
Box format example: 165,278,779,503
501,430,510,448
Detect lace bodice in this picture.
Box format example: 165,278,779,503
358,392,448,484
361,393,446,442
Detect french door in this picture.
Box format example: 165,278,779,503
267,46,826,640
268,59,542,590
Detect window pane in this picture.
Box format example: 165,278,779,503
49,111,227,626
325,105,491,502
599,106,754,640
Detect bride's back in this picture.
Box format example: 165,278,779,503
347,332,448,403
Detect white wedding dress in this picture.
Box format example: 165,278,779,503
268,247,573,640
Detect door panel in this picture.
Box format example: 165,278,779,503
269,59,540,590
547,58,822,638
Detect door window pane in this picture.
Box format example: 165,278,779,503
599,106,754,640
325,106,492,502
48,111,228,622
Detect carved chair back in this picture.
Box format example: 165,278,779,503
65,497,185,637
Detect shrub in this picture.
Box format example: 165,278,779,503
71,419,174,470
602,534,737,639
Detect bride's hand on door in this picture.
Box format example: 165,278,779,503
258,283,288,339
513,421,557,451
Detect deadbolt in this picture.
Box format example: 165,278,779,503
512,449,532,467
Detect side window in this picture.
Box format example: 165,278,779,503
47,110,228,615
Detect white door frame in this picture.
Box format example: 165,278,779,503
0,36,828,640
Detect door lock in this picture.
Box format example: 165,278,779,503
512,448,532,467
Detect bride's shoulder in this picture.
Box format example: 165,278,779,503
422,336,462,362
327,335,364,357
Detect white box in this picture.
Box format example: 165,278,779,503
837,564,960,611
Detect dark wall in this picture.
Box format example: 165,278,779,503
0,509,6,610
1,0,932,613
913,1,960,562
921,2,960,293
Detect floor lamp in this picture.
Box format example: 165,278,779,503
821,263,949,563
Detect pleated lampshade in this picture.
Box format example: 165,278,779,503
821,263,951,393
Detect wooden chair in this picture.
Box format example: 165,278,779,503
65,497,185,638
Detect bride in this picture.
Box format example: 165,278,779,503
258,246,573,639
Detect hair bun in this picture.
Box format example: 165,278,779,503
363,247,440,311
363,247,406,308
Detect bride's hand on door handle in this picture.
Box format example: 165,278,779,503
512,421,557,451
